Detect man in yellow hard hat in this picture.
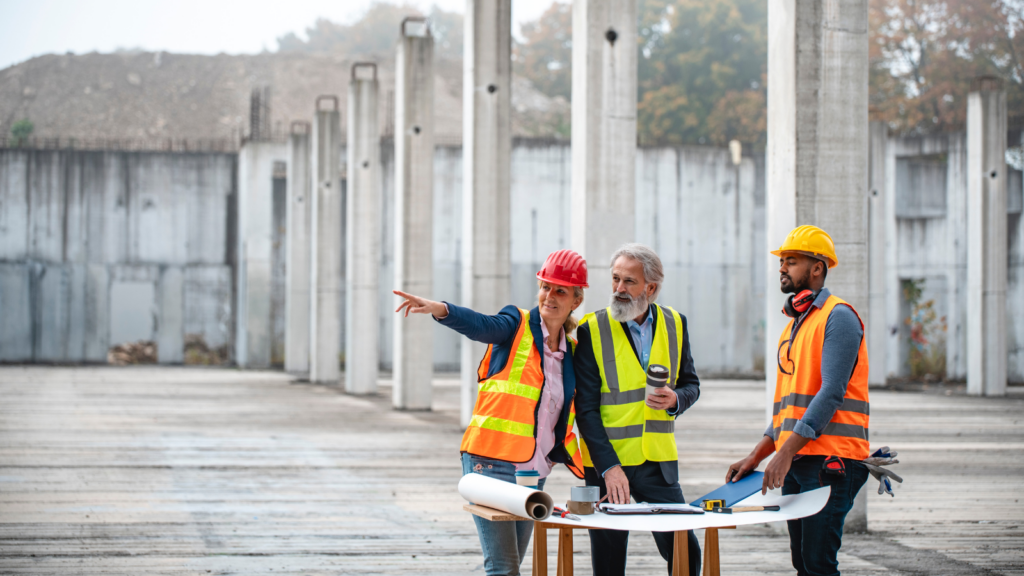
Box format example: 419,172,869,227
726,225,870,576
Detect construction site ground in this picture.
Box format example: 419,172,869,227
1,366,1022,575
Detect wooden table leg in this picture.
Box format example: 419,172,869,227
672,530,690,576
703,528,719,576
533,522,548,576
703,526,734,576
556,527,573,576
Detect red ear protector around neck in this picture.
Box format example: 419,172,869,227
782,290,816,318
777,290,818,375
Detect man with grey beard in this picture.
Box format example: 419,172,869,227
574,243,701,576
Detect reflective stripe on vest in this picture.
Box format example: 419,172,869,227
579,305,683,467
460,308,584,479
772,295,871,460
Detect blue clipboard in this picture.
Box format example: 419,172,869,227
690,471,765,508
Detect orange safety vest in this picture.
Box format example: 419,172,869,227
773,294,870,460
460,308,585,479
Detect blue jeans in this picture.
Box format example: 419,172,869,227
782,456,869,576
461,453,546,576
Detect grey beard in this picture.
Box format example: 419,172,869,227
609,290,649,322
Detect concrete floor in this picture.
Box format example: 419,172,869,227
0,366,1022,575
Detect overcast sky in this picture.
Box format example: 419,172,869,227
0,0,560,70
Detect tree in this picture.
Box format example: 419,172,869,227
277,2,463,60
513,0,767,147
635,0,767,147
9,119,33,147
869,0,1024,134
514,2,573,101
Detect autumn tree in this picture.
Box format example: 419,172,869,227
869,0,1024,134
636,0,767,147
514,0,766,147
514,2,573,101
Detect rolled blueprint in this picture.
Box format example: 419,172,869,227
458,473,554,521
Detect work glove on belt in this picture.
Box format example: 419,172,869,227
862,446,903,497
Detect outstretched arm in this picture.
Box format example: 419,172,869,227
393,290,519,345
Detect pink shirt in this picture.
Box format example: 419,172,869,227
516,322,565,479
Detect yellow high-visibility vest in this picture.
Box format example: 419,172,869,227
579,305,683,467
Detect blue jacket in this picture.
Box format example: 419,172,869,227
437,302,577,466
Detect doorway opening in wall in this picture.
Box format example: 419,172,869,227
900,278,947,381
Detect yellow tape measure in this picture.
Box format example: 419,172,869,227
701,499,725,511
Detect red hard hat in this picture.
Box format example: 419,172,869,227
536,249,588,288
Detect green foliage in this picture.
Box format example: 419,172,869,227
513,0,767,148
276,3,463,60
9,119,33,147
636,0,767,147
901,279,947,379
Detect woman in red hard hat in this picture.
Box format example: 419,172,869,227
394,249,588,576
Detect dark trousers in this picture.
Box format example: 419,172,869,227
584,462,701,576
782,456,869,576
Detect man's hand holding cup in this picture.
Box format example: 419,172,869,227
644,364,676,410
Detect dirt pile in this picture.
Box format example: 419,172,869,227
107,341,158,365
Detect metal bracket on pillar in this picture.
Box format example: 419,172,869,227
290,120,310,135
401,16,429,38
351,62,378,81
316,95,339,112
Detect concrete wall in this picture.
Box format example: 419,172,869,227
11,134,1019,382
374,140,764,374
883,131,1024,382
0,142,766,374
0,149,235,363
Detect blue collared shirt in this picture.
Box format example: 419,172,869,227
625,309,655,370
627,305,683,418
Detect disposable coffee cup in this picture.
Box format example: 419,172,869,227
515,469,540,490
645,364,670,401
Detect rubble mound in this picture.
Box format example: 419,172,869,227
107,341,158,365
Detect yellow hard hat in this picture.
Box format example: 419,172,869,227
770,225,838,268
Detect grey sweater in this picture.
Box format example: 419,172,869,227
766,287,864,441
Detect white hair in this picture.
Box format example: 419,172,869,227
610,243,664,301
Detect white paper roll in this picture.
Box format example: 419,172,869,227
458,473,554,521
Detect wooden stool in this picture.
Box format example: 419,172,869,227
465,505,735,576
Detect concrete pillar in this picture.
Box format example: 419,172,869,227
236,141,286,368
460,0,512,426
393,18,435,410
967,77,1008,397
571,0,638,312
867,122,888,386
309,96,343,384
285,121,312,374
346,64,382,395
766,0,870,531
